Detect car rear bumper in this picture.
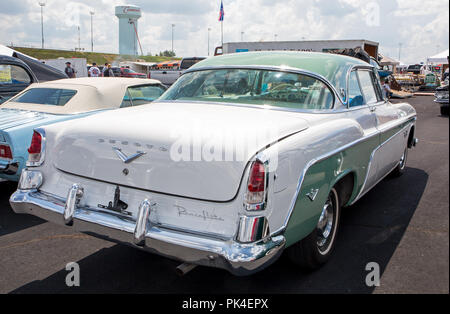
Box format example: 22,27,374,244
10,189,285,276
0,159,19,176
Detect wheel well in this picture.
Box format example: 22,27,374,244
408,125,415,148
334,172,355,208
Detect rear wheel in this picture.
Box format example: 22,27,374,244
440,106,449,116
287,188,340,269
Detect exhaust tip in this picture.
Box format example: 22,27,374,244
176,263,197,276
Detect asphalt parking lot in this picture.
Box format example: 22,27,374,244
0,95,448,294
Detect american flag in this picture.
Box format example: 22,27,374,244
218,1,224,21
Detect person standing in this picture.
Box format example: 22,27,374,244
102,63,109,76
65,62,76,78
103,64,115,77
89,63,101,77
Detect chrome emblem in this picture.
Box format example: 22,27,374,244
306,188,319,202
113,147,146,164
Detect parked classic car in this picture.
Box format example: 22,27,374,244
0,77,166,181
10,52,418,275
0,55,38,104
435,82,449,115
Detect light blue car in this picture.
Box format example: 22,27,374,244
0,77,166,181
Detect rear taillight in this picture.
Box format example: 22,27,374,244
27,129,45,167
0,144,13,159
244,160,267,211
28,131,42,155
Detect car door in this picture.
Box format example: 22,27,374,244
357,69,404,183
347,69,380,196
0,62,34,104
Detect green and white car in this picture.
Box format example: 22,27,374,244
10,52,418,275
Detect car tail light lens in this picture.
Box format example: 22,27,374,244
26,129,45,167
244,160,267,211
0,144,13,159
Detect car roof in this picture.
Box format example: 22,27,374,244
0,77,163,115
190,51,370,93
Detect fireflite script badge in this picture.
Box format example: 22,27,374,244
113,147,146,164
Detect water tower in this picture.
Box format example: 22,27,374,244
115,5,141,55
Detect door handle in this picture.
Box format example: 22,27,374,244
370,106,377,112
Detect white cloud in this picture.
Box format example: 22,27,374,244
0,0,448,64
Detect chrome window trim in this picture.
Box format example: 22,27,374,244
345,64,375,108
354,68,379,107
181,65,342,109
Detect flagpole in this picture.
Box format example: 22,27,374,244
221,20,223,48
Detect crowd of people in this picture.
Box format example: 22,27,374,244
64,61,116,78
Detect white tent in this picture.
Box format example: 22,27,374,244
427,49,449,64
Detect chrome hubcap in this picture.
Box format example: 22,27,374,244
317,198,334,249
399,149,407,169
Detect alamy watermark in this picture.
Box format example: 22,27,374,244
65,262,80,287
363,1,381,27
169,118,280,171
365,262,380,287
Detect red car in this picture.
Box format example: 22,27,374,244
119,67,147,79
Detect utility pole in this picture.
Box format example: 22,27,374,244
208,27,211,56
171,24,175,54
78,26,81,51
398,43,402,62
39,2,46,49
241,31,244,42
274,34,278,41
90,11,95,52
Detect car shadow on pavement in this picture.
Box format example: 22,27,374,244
10,167,428,294
0,181,45,237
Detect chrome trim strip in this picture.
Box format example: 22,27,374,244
273,114,416,235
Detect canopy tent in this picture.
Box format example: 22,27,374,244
426,49,449,64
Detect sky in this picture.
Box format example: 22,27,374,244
0,0,448,64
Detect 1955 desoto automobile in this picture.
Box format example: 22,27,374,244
0,77,166,181
10,52,418,275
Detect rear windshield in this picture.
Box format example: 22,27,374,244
160,69,334,110
10,88,77,106
180,58,206,70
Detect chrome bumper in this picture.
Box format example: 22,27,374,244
10,189,285,276
0,160,18,175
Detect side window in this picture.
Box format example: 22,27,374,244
357,70,378,105
370,70,384,101
0,65,32,86
348,71,364,107
121,84,167,108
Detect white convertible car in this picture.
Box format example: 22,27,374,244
10,52,418,275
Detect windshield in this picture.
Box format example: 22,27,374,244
160,69,334,110
9,88,77,106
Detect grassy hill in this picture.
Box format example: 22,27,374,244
10,47,180,65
